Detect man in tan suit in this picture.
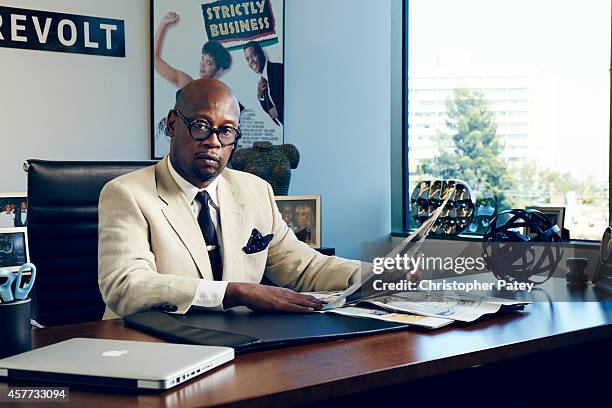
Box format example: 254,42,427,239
98,79,359,319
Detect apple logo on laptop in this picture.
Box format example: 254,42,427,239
102,350,128,357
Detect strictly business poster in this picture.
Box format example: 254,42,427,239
152,0,284,158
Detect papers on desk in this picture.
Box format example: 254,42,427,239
359,291,529,323
307,291,346,304
312,290,529,329
326,306,453,329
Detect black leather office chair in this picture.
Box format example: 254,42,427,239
26,160,156,326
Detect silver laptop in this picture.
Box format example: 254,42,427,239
0,338,234,390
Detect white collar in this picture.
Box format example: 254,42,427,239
167,157,220,208
260,60,268,81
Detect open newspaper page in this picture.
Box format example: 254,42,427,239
320,187,457,310
359,291,529,323
326,306,453,329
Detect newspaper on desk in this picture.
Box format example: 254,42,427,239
317,291,528,328
308,186,528,329
326,306,453,329
320,186,457,311
358,291,528,323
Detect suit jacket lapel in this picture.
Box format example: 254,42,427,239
155,157,211,279
217,170,246,281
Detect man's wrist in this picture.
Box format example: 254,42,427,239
223,282,247,309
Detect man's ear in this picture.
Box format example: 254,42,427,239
166,110,176,138
227,143,237,164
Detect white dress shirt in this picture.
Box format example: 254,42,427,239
258,60,269,102
261,60,268,81
167,158,228,311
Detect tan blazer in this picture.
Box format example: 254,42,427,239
98,157,359,319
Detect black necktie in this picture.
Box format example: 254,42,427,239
195,191,223,281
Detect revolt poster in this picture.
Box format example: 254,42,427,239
152,0,284,159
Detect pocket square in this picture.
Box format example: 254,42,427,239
242,228,274,254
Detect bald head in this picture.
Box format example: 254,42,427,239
175,78,240,117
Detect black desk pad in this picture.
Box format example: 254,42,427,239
124,308,408,353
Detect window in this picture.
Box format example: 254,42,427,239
405,0,611,240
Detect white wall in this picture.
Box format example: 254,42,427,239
0,0,150,192
284,0,392,259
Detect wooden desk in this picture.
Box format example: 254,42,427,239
2,278,612,407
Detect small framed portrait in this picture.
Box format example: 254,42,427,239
0,192,28,228
275,195,321,248
0,227,29,271
527,206,565,234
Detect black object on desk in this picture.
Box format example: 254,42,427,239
315,247,335,256
566,257,588,285
124,308,406,353
0,298,32,358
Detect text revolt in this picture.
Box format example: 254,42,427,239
0,6,125,57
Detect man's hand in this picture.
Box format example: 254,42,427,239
224,282,324,313
257,77,268,99
161,11,179,27
269,106,280,121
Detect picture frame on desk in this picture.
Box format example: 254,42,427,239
527,206,565,235
0,227,29,272
0,192,28,228
275,195,321,248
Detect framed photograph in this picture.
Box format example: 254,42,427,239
0,227,29,272
275,195,321,248
527,206,565,234
0,192,28,228
151,0,285,159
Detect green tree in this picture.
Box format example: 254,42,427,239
507,161,578,208
507,161,609,208
578,175,608,206
421,88,513,209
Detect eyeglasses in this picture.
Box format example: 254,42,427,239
173,109,241,146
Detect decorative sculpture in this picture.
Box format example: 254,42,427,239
230,142,299,196
410,179,475,235
482,209,563,285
